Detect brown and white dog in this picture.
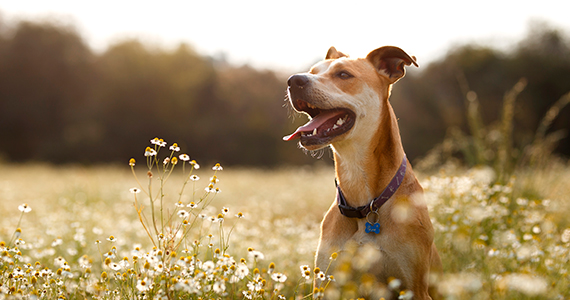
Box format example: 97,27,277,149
284,46,442,299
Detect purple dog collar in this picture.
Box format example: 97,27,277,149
336,155,407,219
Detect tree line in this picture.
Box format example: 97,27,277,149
0,18,569,167
392,21,570,166
0,19,308,166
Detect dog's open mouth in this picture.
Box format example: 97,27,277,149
283,99,355,145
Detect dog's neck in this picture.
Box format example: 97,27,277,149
332,99,407,208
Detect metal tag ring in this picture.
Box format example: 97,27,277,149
366,210,380,224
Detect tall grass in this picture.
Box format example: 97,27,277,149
419,73,570,184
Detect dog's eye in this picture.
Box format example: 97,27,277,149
337,71,353,79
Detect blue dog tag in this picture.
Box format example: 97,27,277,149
365,210,381,234
365,222,381,234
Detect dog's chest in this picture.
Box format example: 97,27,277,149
350,220,387,249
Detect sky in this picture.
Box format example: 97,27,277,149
1,0,569,73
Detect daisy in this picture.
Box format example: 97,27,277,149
271,272,287,283
248,250,264,261
313,288,324,299
144,147,157,157
388,278,402,290
190,175,200,181
18,203,32,213
300,265,311,280
169,143,180,152
151,137,166,147
109,263,121,271
179,154,190,161
129,188,141,194
213,281,226,294
242,290,253,299
235,264,249,279
136,278,150,292
178,210,189,218
212,163,223,171
119,257,130,269
54,257,66,267
202,261,215,273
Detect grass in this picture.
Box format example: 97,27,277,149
0,148,337,299
1,140,570,299
2,82,570,300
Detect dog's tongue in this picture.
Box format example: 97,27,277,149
283,110,344,141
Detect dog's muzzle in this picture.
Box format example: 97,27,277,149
283,74,356,144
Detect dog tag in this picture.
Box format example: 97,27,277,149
365,222,380,234
365,210,381,234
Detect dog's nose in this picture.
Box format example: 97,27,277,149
287,74,310,88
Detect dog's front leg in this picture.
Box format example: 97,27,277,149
314,203,357,283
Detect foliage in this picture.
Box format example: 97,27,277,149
415,73,570,185
0,20,311,166
393,21,570,163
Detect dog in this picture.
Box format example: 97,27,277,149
284,46,442,299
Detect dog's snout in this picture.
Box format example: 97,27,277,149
287,74,310,88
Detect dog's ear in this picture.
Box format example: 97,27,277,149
326,47,348,60
366,46,418,83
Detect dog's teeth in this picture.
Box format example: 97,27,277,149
333,124,339,129
313,128,318,136
336,118,344,126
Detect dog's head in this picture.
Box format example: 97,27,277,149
284,46,418,151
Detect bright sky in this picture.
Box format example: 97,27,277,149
1,0,569,73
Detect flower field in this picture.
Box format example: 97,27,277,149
1,140,570,299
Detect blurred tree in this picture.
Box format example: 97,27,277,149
393,21,570,165
214,65,296,165
0,21,95,162
510,22,570,154
91,40,219,162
